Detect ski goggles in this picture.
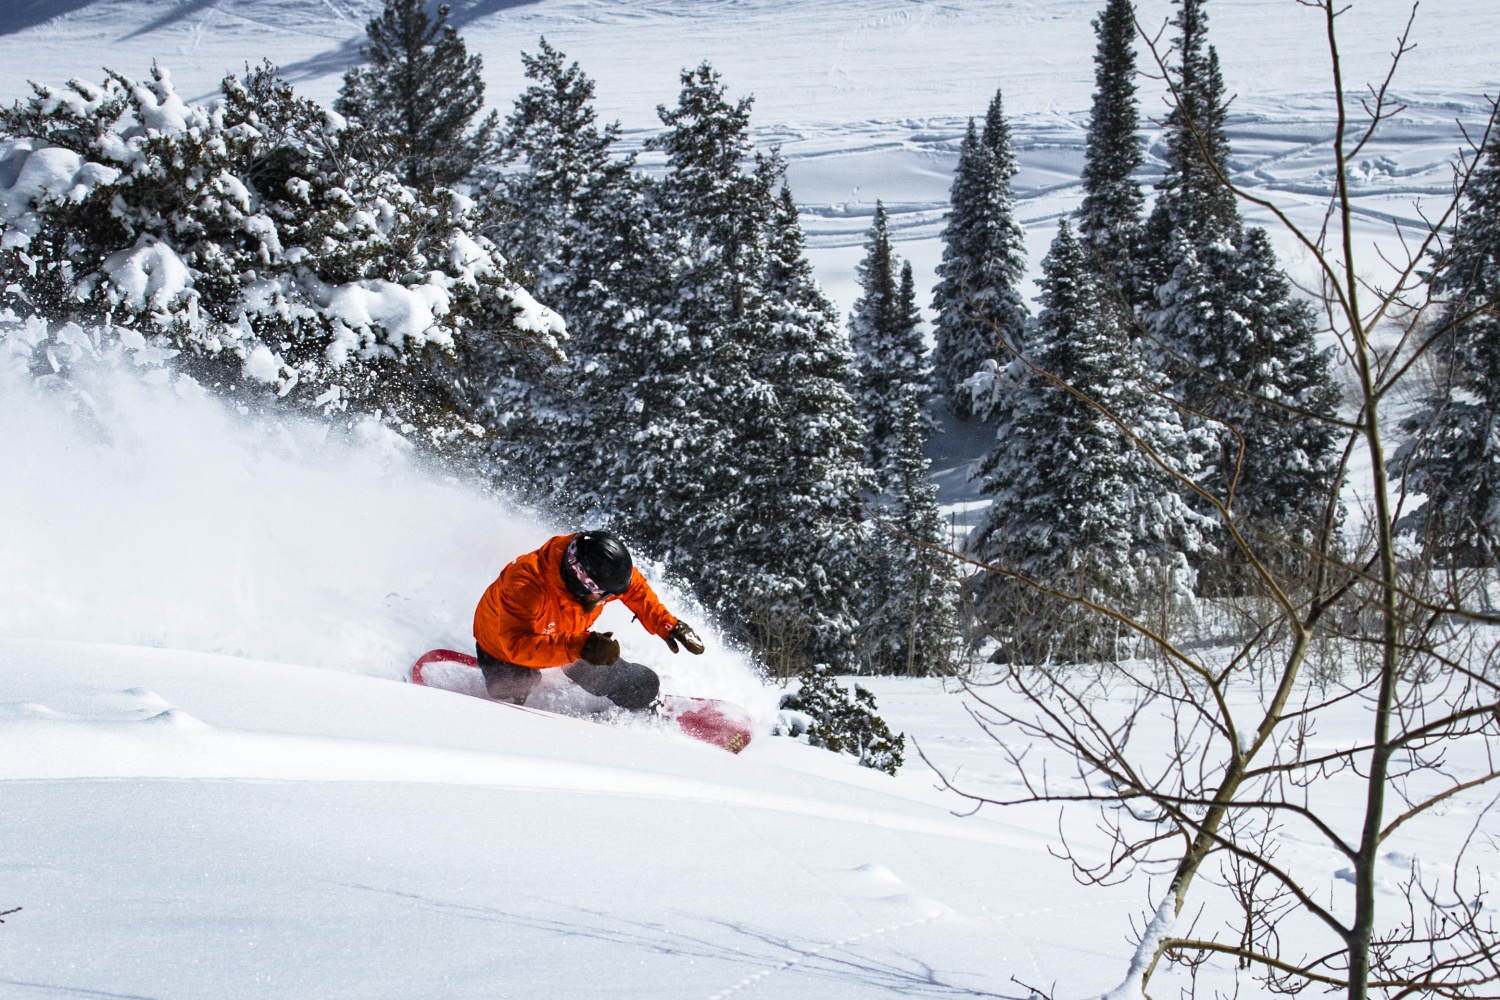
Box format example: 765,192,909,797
565,537,611,598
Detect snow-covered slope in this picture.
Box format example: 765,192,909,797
3,0,1493,126
2,0,1494,321
0,357,1136,998
1,636,1134,999
2,3,1498,995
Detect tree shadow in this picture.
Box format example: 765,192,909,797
0,0,542,41
0,0,99,37
445,0,543,31
117,0,219,41
271,0,543,86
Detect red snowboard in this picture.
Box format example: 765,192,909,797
410,649,754,754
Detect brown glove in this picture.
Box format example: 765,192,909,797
664,621,705,655
579,631,620,666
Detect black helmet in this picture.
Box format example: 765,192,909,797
563,530,633,599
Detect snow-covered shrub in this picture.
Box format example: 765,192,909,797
776,666,905,774
0,63,564,445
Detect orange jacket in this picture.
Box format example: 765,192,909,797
473,534,680,668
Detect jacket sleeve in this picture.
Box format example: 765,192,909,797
483,570,587,668
619,569,679,639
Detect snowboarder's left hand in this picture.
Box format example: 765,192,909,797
664,622,705,655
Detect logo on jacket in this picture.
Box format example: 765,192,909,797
544,622,557,634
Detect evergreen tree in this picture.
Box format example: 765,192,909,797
862,384,965,675
972,221,1205,662
623,64,763,553
1397,123,1500,563
847,207,959,675
495,37,631,286
735,184,870,673
618,64,869,673
1151,229,1342,571
336,0,497,189
931,90,1029,419
478,39,646,499
981,87,1017,176
1134,0,1340,573
899,260,923,348
848,202,930,485
1141,0,1238,284
1078,0,1145,301
0,63,562,445
777,666,906,773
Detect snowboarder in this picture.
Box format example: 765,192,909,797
473,531,705,711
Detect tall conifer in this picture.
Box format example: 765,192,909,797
1079,0,1145,300
1141,0,1238,280
739,184,870,671
1152,229,1341,561
1398,122,1500,562
973,221,1205,661
480,40,648,500
931,91,1029,418
627,65,867,672
335,0,496,189
1139,1,1342,570
862,384,965,675
849,202,930,486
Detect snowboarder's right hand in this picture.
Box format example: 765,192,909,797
580,631,620,666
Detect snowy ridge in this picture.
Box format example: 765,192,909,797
0,644,1041,848
1,0,1493,320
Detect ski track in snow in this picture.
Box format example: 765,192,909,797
0,0,1493,322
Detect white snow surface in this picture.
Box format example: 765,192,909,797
1,358,1497,996
0,356,1136,999
3,2,1500,997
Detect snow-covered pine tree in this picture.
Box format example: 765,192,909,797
734,183,870,674
611,67,876,676
899,260,923,350
335,0,497,190
777,666,906,773
972,220,1205,662
495,38,632,291
848,202,930,486
981,86,1017,169
862,383,965,675
1140,0,1238,287
931,91,1029,419
844,202,960,674
478,39,647,499
618,64,765,567
1396,120,1500,563
0,63,562,446
1134,0,1340,582
1150,229,1342,580
1079,0,1145,305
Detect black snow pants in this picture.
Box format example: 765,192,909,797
476,645,660,711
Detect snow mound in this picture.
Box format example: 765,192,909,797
0,686,202,728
